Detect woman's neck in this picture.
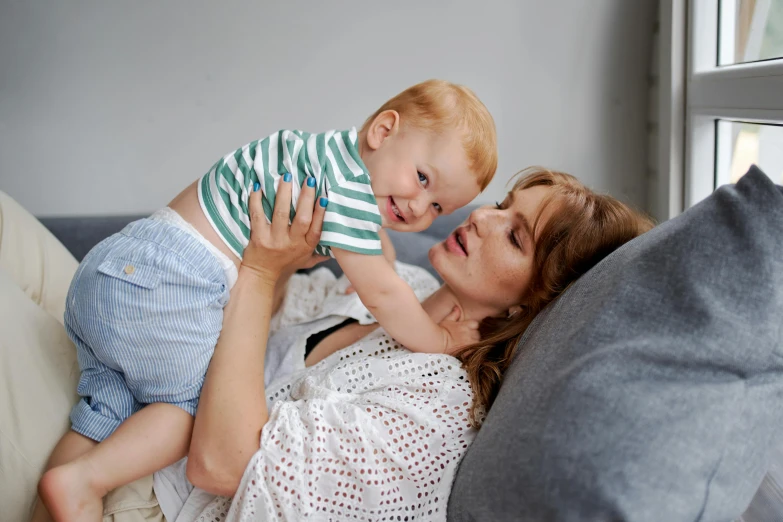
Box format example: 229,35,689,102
421,285,500,324
306,283,500,367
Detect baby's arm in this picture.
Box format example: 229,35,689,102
379,229,396,266
332,248,477,353
344,230,395,295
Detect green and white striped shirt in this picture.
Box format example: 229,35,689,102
198,128,383,259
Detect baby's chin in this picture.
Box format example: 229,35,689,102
384,222,405,232
385,222,426,233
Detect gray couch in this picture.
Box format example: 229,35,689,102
41,167,783,521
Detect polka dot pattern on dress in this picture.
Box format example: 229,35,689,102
197,329,476,522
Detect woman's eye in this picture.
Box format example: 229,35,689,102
418,171,429,187
432,202,442,213
495,201,502,209
508,231,521,249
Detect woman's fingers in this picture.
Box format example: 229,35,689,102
306,196,327,249
241,175,328,278
291,176,316,239
272,173,293,237
290,176,325,259
301,254,330,270
248,182,269,242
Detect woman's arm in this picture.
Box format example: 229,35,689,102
187,176,326,495
186,266,273,494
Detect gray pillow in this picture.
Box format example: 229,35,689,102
448,166,783,521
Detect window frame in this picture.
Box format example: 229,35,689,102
684,0,783,209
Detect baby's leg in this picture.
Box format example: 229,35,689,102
35,217,230,521
30,430,96,522
38,404,192,522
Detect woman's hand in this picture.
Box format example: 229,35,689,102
243,174,328,283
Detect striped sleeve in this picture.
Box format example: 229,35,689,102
317,129,383,256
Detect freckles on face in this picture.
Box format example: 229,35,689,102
432,185,556,315
472,234,533,309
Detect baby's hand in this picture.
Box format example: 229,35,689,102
439,306,480,353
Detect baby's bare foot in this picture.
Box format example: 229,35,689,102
38,462,104,522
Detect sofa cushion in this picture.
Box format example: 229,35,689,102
448,166,783,521
38,214,147,263
0,268,80,520
0,190,79,324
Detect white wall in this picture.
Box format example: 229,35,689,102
0,0,656,217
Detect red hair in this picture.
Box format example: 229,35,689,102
454,167,655,426
362,79,497,190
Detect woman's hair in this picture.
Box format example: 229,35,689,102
361,79,497,190
454,167,655,427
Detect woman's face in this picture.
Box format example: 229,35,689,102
428,184,557,317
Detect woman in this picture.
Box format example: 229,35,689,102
174,167,653,521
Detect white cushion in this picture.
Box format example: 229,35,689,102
0,267,79,520
0,190,162,521
0,189,78,324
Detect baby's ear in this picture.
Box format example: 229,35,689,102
366,110,400,150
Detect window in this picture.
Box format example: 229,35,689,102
719,0,783,65
715,121,783,186
685,0,783,208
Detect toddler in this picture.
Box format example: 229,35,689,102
38,79,497,521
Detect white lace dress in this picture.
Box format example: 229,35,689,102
191,264,477,522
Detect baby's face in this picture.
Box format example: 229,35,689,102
363,126,481,233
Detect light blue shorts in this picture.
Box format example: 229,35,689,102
65,218,230,442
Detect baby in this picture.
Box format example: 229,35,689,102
38,79,497,521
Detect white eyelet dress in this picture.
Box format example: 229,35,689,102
190,263,478,522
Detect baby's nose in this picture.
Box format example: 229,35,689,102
409,197,429,217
